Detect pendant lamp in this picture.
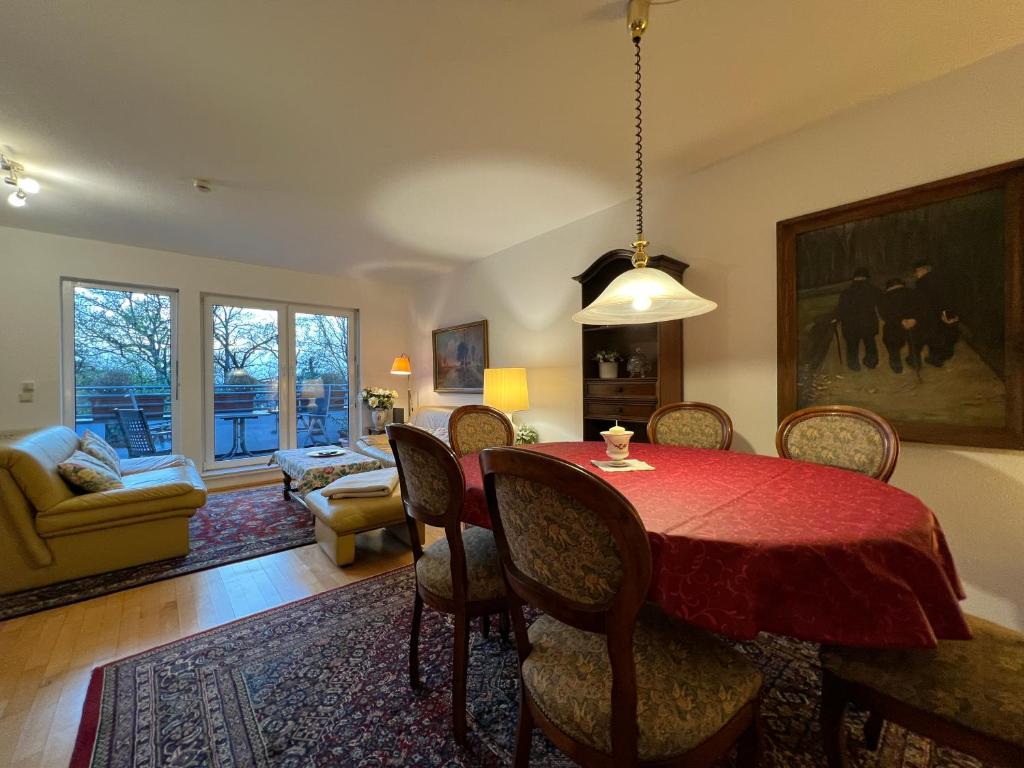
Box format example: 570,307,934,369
573,0,717,325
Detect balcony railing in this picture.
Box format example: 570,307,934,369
74,383,351,458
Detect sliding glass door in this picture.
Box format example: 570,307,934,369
294,309,353,448
203,297,356,470
61,280,178,457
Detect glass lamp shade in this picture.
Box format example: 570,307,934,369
572,267,717,325
483,368,529,413
390,355,412,375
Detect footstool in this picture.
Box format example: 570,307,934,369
270,446,382,500
303,487,424,566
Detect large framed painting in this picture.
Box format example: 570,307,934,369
778,160,1023,449
432,320,489,393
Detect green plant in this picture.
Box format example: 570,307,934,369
593,350,621,363
514,424,539,445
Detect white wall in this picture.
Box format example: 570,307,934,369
410,44,1024,630
0,226,411,469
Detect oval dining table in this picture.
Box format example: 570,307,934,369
459,441,972,649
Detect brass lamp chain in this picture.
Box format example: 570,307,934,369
631,33,649,268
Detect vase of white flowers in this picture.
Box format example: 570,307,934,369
359,387,399,431
514,424,539,445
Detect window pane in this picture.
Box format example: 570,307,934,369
211,304,280,461
295,312,350,447
72,285,174,458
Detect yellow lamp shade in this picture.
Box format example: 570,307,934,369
390,354,412,375
483,368,529,413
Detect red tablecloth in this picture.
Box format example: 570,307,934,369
461,442,970,648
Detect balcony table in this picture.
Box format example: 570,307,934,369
460,442,971,648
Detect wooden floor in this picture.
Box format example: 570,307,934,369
0,517,442,768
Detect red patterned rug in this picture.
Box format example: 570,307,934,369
0,486,313,621
71,566,988,768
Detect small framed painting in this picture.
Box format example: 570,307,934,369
433,320,489,393
777,159,1023,449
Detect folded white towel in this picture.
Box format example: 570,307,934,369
321,468,399,499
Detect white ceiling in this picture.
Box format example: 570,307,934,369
2,1,1023,280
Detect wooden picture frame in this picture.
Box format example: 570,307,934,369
432,320,489,393
778,160,1023,449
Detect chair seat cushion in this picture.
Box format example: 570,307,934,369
821,614,1024,746
522,605,763,761
415,525,505,602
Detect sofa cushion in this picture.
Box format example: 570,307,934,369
37,463,207,537
79,430,121,475
522,605,763,761
57,451,124,493
120,454,191,475
0,426,79,511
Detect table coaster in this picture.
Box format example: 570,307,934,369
590,459,655,472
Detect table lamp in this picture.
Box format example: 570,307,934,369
390,354,412,422
483,368,529,421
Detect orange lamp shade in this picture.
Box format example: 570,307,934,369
390,355,412,375
483,368,529,413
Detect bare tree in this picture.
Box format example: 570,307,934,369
211,305,279,383
74,289,172,384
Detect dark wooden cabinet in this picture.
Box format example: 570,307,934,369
574,250,688,442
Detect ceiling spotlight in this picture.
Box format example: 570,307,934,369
193,178,212,192
1,150,40,209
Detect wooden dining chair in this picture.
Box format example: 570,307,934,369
820,614,1024,768
480,447,763,768
647,402,733,449
775,405,900,482
386,424,508,746
449,404,514,457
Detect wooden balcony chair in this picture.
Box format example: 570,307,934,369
647,402,733,450
449,404,514,458
297,384,332,446
386,424,508,746
775,405,900,482
820,614,1024,768
480,447,763,768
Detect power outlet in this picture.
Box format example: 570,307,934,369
18,392,33,403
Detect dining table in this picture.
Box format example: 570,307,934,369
459,441,972,649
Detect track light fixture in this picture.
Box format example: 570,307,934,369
1,151,41,208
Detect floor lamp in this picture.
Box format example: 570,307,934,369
390,354,412,423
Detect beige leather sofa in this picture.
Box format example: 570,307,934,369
353,406,454,466
0,426,207,594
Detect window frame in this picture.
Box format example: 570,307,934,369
60,278,181,455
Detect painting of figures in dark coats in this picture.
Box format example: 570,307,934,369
795,187,1007,431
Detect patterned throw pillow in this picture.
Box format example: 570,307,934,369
58,450,125,493
79,430,121,475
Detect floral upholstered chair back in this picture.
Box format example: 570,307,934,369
480,448,652,623
647,402,733,450
775,405,900,482
449,405,514,458
386,424,462,530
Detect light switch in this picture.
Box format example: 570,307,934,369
21,381,34,392
18,392,33,402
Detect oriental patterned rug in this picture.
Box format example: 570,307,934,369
72,566,986,768
0,486,313,621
